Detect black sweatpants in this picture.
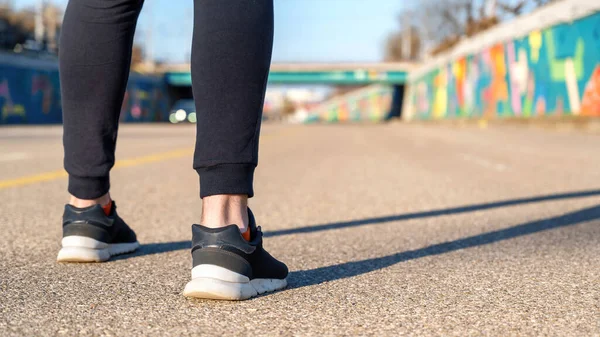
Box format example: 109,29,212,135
59,0,273,199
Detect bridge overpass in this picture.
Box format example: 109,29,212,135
159,62,417,86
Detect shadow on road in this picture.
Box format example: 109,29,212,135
111,189,600,262
111,240,191,261
265,189,600,238
288,204,600,289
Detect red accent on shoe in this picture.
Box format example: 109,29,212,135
241,228,251,241
102,201,112,216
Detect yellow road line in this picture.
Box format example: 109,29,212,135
0,127,292,191
113,148,193,168
0,147,194,190
0,169,68,189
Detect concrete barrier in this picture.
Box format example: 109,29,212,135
0,52,169,125
403,0,600,120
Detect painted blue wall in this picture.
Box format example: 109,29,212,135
0,53,169,125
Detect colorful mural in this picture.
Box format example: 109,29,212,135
405,11,600,120
120,74,169,123
0,55,169,125
306,85,394,123
0,62,61,124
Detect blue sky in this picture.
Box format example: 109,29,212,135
14,0,406,63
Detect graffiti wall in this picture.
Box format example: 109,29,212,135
0,56,62,124
120,74,170,123
404,4,600,120
306,85,394,123
0,53,169,125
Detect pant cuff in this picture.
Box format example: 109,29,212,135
68,175,110,199
197,164,255,198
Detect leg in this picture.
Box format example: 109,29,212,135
191,0,274,230
61,0,144,202
57,0,143,263
184,0,287,300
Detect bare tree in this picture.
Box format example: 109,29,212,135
384,27,421,62
0,2,63,52
385,0,557,60
131,44,145,67
497,0,557,15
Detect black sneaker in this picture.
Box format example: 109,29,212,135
57,202,139,262
183,209,288,300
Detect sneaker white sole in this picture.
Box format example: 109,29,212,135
57,236,140,263
183,264,287,300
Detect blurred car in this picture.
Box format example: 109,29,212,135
169,99,197,124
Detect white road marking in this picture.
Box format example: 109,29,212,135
0,152,30,162
460,153,508,172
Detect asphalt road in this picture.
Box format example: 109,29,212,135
1,122,599,336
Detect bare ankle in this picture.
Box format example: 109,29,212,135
201,194,249,232
69,193,111,208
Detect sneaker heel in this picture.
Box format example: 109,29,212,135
183,277,257,300
57,246,111,262
57,236,139,262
